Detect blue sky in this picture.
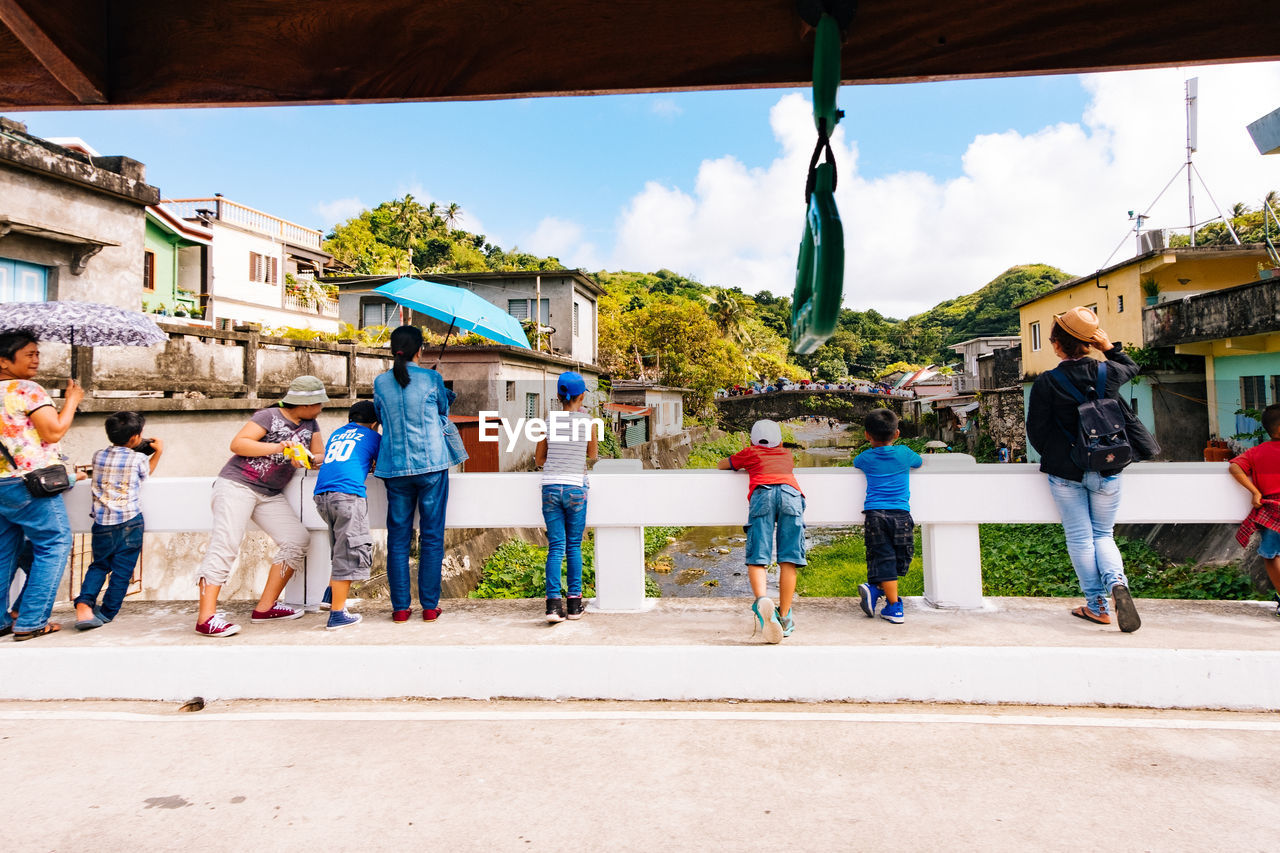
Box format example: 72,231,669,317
10,63,1278,316
15,75,1088,242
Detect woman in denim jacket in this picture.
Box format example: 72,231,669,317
374,325,466,624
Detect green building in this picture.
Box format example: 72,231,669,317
143,204,211,317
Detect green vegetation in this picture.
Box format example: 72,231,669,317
686,431,750,468
980,524,1263,600
797,531,925,597
793,524,1262,601
325,195,562,275
470,533,662,599
1167,191,1280,248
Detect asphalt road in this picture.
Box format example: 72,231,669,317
3,700,1277,852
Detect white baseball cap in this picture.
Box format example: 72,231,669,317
750,419,782,447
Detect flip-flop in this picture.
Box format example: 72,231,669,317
13,623,62,641
1111,584,1141,633
1071,605,1110,625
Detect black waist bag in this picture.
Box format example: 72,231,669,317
0,441,72,498
1049,361,1133,472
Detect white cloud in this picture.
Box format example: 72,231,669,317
607,62,1280,318
523,216,603,270
651,98,683,119
314,196,366,226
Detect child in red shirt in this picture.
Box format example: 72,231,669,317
1229,403,1280,616
718,419,806,642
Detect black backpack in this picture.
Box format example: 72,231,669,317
1048,361,1133,472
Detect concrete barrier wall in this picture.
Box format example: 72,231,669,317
57,458,1253,612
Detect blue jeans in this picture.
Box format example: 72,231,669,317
542,485,588,598
745,485,807,567
383,471,449,612
0,479,72,633
74,515,144,621
1048,472,1128,614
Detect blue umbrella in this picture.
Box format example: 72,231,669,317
373,277,531,353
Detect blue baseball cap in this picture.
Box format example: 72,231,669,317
557,371,587,399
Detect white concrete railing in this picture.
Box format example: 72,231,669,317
61,458,1253,612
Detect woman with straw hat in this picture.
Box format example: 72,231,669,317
1027,307,1144,633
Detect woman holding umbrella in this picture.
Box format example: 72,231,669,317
374,325,462,623
0,329,83,640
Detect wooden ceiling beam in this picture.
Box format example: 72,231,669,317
0,0,106,105
0,1,1276,110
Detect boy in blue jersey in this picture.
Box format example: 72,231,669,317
853,409,923,624
313,400,381,630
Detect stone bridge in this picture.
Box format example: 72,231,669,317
713,390,906,432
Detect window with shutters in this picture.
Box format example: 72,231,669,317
1030,322,1041,352
142,251,155,291
249,252,279,284
525,393,539,419
573,302,580,336
508,298,528,320
1241,376,1268,411
1116,294,1124,313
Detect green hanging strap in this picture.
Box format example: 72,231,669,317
791,5,851,355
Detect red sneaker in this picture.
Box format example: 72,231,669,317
422,608,442,622
195,614,241,637
250,603,304,623
392,609,412,623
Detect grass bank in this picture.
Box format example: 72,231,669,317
796,523,1264,600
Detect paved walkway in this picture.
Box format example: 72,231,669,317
2,598,1277,708
3,698,1278,852
12,596,1278,649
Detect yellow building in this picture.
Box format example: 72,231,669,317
1017,245,1270,377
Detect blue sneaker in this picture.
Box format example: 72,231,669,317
751,597,783,644
857,582,882,618
880,599,904,624
325,609,362,630
776,607,795,638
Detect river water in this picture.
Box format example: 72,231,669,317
647,419,862,598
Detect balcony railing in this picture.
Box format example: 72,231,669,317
1144,278,1280,347
283,292,340,317
163,197,323,250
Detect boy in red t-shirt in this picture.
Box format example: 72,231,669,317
1229,403,1280,616
718,420,806,643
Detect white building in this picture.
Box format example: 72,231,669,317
610,381,688,439
165,196,339,332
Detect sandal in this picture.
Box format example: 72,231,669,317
13,623,62,642
1071,605,1110,625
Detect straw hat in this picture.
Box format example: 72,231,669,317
1053,306,1101,342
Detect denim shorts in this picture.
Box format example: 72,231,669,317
864,509,915,584
1259,527,1280,560
744,484,807,567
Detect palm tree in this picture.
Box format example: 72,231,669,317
708,289,748,344
443,202,463,231
1231,201,1249,219
389,194,426,274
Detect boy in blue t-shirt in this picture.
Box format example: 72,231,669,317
852,409,923,624
313,401,381,630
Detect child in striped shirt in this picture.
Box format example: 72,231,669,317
535,371,598,623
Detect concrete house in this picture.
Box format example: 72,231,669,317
164,196,338,332
439,346,602,472
1145,278,1280,450
610,381,689,442
949,336,1020,393
335,269,602,364
143,204,213,318
0,120,158,308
